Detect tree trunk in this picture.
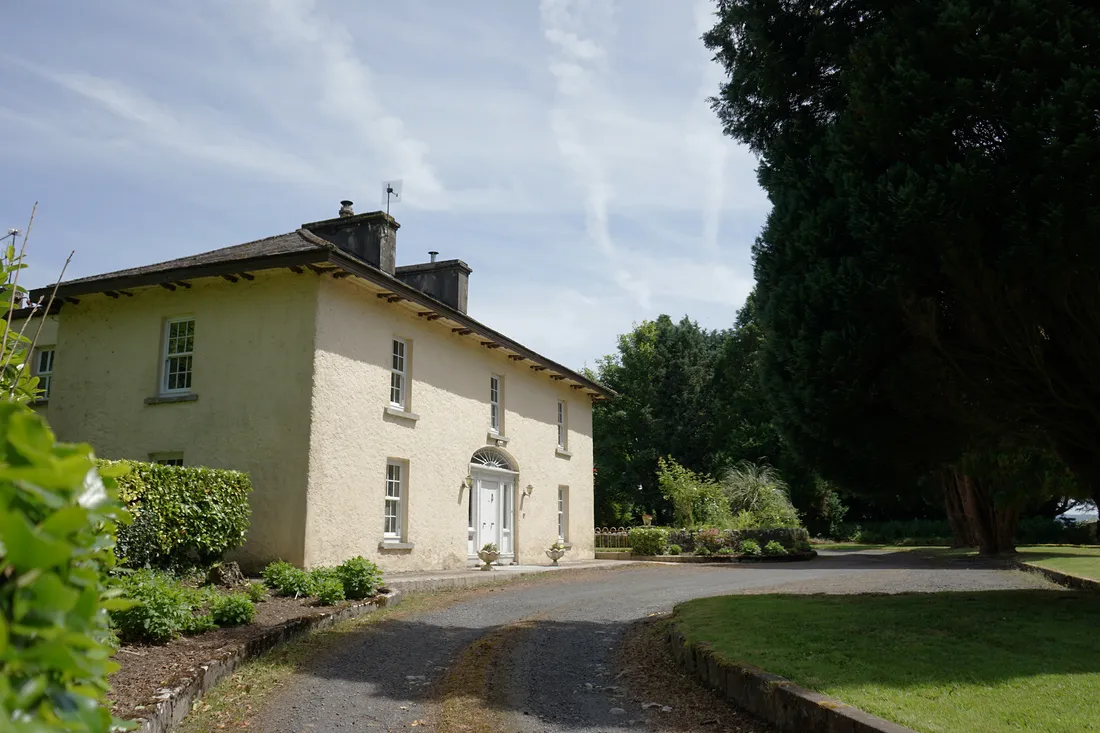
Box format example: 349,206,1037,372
954,469,1018,555
942,469,977,547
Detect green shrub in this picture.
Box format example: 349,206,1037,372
658,457,733,528
247,581,267,603
314,577,346,606
105,459,252,569
738,539,763,556
667,544,683,555
111,569,205,643
182,612,217,634
717,546,735,555
336,556,384,599
795,539,813,553
0,402,129,732
720,462,802,529
763,540,787,556
262,561,314,598
628,527,668,556
695,528,724,554
695,545,713,556
211,594,255,626
310,566,340,586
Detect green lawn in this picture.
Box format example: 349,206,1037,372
1015,545,1100,581
674,591,1100,733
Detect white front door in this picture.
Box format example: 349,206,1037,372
479,478,499,552
470,470,515,561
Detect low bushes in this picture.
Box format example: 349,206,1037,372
628,527,668,556
211,594,256,626
764,540,787,556
627,526,810,555
106,459,252,569
111,570,224,643
336,555,385,599
738,539,762,556
261,556,384,605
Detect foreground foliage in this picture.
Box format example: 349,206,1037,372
675,590,1100,733
0,402,129,732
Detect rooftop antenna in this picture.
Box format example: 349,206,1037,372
382,179,403,216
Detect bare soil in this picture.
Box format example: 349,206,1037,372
614,616,776,733
108,593,366,720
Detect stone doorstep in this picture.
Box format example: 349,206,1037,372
1015,561,1100,593
666,626,918,733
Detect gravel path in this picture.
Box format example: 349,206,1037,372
251,551,1057,732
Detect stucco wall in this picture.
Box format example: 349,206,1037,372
306,276,595,572
43,271,318,569
11,312,59,421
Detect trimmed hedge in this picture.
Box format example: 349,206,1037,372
628,527,668,556
104,459,252,569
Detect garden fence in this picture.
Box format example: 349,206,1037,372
594,526,631,550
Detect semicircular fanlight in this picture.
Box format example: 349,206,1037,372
471,447,515,471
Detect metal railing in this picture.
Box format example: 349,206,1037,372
594,526,631,550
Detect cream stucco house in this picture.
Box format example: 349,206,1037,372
13,202,611,572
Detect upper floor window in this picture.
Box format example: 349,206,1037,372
390,338,407,408
162,318,195,394
35,347,55,399
557,400,567,449
490,375,501,433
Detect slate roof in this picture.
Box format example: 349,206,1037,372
58,231,331,287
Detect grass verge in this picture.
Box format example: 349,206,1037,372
1016,545,1100,581
674,590,1100,733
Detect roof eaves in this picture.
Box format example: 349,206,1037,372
325,250,616,399
31,236,333,302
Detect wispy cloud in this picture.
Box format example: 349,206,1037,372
1,0,767,368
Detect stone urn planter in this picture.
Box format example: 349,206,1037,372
477,543,500,571
545,543,568,566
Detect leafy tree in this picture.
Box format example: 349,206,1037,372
591,316,726,523
704,0,1100,551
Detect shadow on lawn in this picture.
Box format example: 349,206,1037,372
675,589,1100,690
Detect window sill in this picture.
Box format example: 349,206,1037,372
30,398,48,407
145,393,199,405
487,432,510,446
379,541,415,551
384,406,420,422
555,447,573,459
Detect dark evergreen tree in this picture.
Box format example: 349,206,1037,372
704,0,1100,551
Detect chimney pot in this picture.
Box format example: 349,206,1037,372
429,251,439,263
339,200,354,217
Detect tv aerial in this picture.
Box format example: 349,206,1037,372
382,180,403,216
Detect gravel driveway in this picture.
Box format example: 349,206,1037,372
251,551,1057,732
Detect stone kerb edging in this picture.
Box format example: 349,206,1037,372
1016,561,1100,592
665,622,917,733
133,590,402,733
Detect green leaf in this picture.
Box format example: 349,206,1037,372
0,511,70,571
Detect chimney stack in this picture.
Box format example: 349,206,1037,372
302,204,399,275
429,251,439,263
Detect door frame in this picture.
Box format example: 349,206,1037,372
468,464,517,564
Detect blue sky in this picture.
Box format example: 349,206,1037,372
1,0,767,369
